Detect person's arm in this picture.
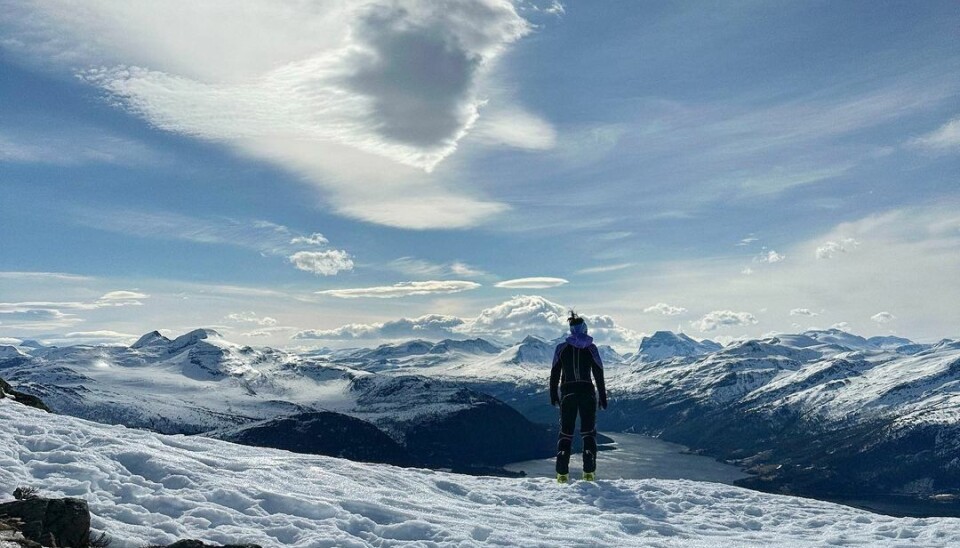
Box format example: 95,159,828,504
550,343,564,405
588,344,607,409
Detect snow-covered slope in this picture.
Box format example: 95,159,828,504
607,333,960,501
0,346,27,360
2,400,957,548
0,330,553,472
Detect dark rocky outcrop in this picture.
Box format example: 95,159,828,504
0,496,90,547
212,411,413,465
0,518,43,548
0,378,50,412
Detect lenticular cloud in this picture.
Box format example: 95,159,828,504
7,0,534,228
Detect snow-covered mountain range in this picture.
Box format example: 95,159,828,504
0,328,552,473
4,398,960,548
4,325,959,510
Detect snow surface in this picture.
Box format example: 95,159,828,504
2,400,959,548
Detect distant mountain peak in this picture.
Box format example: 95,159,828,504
167,328,224,353
0,345,29,360
633,331,720,364
131,330,172,349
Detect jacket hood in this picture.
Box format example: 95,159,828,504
566,323,593,348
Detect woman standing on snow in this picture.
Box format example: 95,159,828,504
549,311,608,483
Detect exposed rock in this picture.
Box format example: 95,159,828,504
0,496,90,548
0,378,50,413
212,411,413,465
0,518,43,548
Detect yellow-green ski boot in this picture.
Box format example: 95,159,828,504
556,473,569,484
583,472,595,481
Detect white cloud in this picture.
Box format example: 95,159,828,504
0,290,150,330
0,337,23,345
597,231,633,241
604,203,960,341
790,308,819,317
643,303,687,316
449,262,486,278
691,310,758,332
909,117,960,151
75,209,353,276
871,311,896,324
294,314,466,340
756,250,785,264
0,128,157,166
736,236,758,246
294,294,641,348
289,233,328,246
8,1,543,228
494,277,568,289
240,326,294,338
815,238,860,259
0,291,149,313
97,290,149,306
64,330,136,339
288,250,354,276
741,267,754,275
831,321,851,330
225,312,278,326
576,263,633,275
0,271,93,282
0,308,83,330
317,280,481,299
471,107,557,150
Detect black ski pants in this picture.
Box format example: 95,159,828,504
555,386,597,475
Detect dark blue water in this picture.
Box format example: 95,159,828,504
504,432,750,483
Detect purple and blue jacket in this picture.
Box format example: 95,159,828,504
549,323,607,404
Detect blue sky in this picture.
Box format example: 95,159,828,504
1,1,958,349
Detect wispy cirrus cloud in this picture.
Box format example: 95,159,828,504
316,280,481,299
576,263,633,275
64,330,137,340
72,208,354,276
908,117,960,151
0,309,83,330
0,128,158,166
0,271,93,282
388,257,487,279
0,290,148,330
